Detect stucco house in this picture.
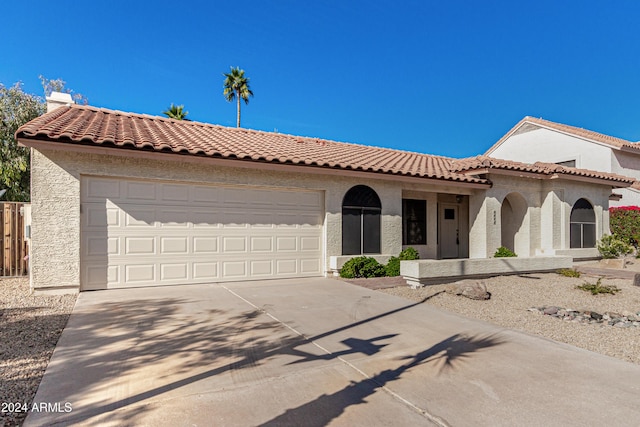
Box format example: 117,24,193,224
15,94,634,293
485,116,640,207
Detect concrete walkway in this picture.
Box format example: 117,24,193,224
26,278,640,426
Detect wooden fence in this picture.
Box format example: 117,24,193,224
1,202,29,276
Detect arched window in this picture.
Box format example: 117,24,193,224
342,185,381,255
570,198,596,248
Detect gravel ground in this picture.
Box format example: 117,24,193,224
376,272,640,365
0,277,76,427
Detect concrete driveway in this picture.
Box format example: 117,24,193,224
26,278,640,426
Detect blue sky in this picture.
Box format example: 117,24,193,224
3,1,640,158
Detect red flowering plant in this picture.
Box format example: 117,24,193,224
609,206,640,248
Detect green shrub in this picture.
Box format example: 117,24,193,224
557,268,581,278
597,234,633,259
385,256,401,276
399,247,420,260
339,256,386,279
493,246,517,257
609,206,640,248
576,278,620,295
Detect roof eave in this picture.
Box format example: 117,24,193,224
19,138,491,189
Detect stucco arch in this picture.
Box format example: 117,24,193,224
501,192,529,256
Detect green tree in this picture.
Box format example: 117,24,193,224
222,66,253,127
163,103,189,120
0,77,85,201
0,83,45,201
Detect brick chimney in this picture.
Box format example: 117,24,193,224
45,92,74,113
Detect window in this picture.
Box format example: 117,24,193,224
570,198,596,248
403,199,426,245
342,185,381,255
556,160,576,167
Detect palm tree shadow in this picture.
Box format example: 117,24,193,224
261,333,504,427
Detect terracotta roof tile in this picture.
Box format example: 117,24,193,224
16,105,487,185
485,116,640,155
451,155,635,184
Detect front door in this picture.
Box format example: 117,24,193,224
439,204,459,259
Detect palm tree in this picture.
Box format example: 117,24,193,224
223,67,253,127
163,104,189,120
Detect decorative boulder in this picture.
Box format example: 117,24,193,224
445,280,491,300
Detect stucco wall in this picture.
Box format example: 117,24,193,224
32,147,469,291
610,151,640,207
490,127,613,171
468,174,612,258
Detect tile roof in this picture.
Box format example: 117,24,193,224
485,116,640,155
16,105,488,186
15,105,632,187
451,156,635,185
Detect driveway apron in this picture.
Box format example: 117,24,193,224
25,278,640,426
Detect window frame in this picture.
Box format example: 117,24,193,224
402,199,427,245
570,198,596,248
342,185,382,255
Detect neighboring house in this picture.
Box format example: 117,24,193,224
15,95,633,293
485,116,640,207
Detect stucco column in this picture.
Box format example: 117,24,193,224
468,192,497,258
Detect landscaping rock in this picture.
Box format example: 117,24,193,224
530,306,640,329
445,280,491,300
633,273,640,287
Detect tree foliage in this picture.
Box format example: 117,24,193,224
163,103,189,120
0,83,45,201
222,66,253,127
0,77,85,201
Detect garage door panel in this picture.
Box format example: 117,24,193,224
157,210,189,227
193,237,219,253
276,259,297,274
250,237,273,252
160,184,190,202
294,192,323,209
223,261,247,277
125,209,156,227
160,237,188,254
191,211,221,227
193,262,218,280
276,237,297,251
192,186,221,203
85,178,121,201
125,237,156,255
251,260,273,276
125,181,157,201
81,176,323,289
160,263,188,281
300,236,320,251
84,205,120,228
125,264,156,282
301,259,321,274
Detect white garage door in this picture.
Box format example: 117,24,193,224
80,176,324,290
